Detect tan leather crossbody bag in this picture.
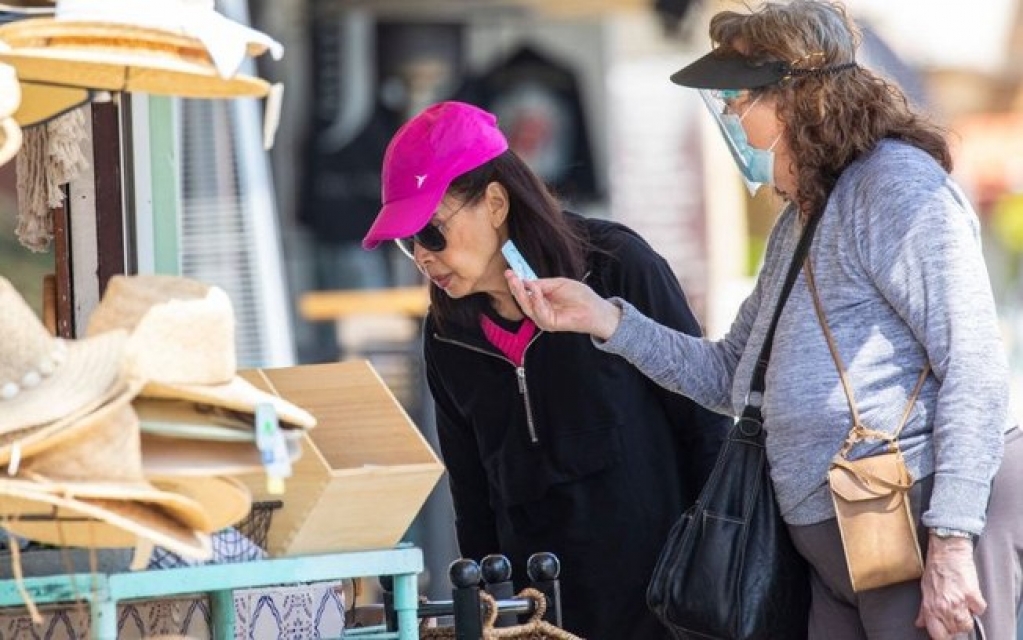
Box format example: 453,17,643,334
806,261,928,592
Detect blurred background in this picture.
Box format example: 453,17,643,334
0,0,1021,599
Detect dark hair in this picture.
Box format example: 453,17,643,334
710,0,952,220
429,150,589,331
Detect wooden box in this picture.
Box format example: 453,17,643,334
238,360,444,556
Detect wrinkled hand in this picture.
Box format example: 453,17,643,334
505,271,622,340
915,536,985,640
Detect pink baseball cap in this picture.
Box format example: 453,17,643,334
362,101,509,250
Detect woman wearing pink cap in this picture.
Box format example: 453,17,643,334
363,100,730,639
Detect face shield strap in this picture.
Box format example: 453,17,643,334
784,60,858,81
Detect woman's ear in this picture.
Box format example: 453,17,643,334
485,181,510,228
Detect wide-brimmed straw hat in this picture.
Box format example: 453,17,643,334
0,483,212,559
136,397,306,445
0,276,127,439
0,1,96,128
149,475,251,534
141,430,303,479
0,0,282,99
0,388,214,559
11,388,212,530
16,81,93,127
0,2,55,13
0,61,21,164
87,274,316,429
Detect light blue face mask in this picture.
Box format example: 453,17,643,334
699,90,777,196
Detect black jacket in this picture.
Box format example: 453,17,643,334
423,216,730,640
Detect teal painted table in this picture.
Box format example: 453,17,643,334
0,546,423,640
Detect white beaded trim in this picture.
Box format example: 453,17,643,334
0,340,67,401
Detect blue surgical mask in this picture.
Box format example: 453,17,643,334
700,90,778,196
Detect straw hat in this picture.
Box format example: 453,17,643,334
87,274,316,429
0,369,126,467
16,81,93,127
0,485,212,559
0,0,281,98
0,276,127,438
0,2,54,11
0,61,21,164
137,398,304,479
11,387,212,533
141,431,303,479
136,398,307,445
149,475,251,534
0,388,214,559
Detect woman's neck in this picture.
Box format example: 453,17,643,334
489,290,524,321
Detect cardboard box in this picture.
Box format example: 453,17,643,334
238,360,444,556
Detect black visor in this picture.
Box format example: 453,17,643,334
670,51,791,90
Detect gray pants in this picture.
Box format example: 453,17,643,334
788,428,1023,640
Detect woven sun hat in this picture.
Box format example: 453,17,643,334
0,3,84,129
0,0,282,99
15,81,94,127
0,388,214,559
0,61,21,165
0,485,212,559
0,2,54,13
87,274,316,429
9,386,214,534
149,475,252,534
0,276,127,442
135,398,307,444
140,431,303,479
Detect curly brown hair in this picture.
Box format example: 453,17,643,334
708,0,951,219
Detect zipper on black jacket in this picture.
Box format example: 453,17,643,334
433,332,544,444
514,367,538,443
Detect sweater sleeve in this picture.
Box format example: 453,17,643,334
853,161,1009,534
597,230,734,498
593,227,775,416
424,329,499,560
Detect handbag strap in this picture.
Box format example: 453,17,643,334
741,208,825,423
804,259,930,458
974,616,986,640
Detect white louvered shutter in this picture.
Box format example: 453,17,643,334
177,0,294,368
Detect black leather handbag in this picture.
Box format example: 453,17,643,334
647,208,820,640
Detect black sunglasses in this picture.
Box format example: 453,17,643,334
395,224,447,259
395,205,468,259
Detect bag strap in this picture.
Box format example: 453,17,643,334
742,207,825,423
804,259,929,458
973,616,986,640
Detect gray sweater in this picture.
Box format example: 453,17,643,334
598,139,1011,533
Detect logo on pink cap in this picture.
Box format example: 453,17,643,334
362,101,509,250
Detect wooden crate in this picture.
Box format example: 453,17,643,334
238,360,444,556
